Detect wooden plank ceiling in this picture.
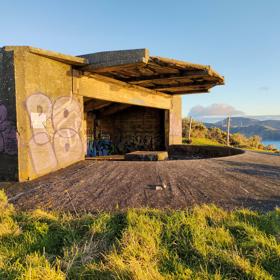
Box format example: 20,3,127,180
80,49,224,95
84,98,131,116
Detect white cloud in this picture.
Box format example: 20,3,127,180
189,103,245,117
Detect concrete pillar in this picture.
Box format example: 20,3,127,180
165,95,182,148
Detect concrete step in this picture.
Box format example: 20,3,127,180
125,151,168,161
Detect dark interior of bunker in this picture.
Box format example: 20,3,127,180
84,98,165,157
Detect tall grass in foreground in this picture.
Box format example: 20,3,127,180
0,190,280,279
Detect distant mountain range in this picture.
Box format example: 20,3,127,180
204,117,280,140
194,115,280,123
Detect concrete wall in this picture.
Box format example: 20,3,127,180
87,106,165,155
9,47,84,181
0,48,18,181
110,106,165,152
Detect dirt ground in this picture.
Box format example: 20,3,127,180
2,151,280,212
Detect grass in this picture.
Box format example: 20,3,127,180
183,137,279,154
1,190,280,279
183,137,223,146
243,147,277,154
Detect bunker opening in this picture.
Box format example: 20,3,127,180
84,98,166,157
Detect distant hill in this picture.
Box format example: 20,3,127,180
205,117,280,140
195,115,280,123
215,117,259,127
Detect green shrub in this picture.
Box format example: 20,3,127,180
182,118,208,139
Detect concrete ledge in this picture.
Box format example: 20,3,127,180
86,155,124,161
3,46,88,66
80,48,149,71
125,151,168,161
168,145,245,159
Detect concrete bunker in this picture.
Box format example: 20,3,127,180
0,46,224,181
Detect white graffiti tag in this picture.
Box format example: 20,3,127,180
26,93,83,175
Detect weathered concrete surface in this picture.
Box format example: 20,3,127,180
168,145,244,159
9,46,85,181
167,95,182,145
0,48,18,181
125,151,168,161
79,74,173,109
80,48,149,70
28,46,88,66
3,151,280,212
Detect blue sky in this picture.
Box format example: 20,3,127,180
1,0,279,117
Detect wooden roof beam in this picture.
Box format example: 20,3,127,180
121,70,210,83
160,85,212,92
148,81,219,91
166,89,210,95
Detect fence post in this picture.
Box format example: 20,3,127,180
226,116,231,146
188,117,193,142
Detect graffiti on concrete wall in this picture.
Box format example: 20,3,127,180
25,93,83,175
86,133,160,156
114,134,161,153
86,133,161,156
87,139,115,157
86,130,115,157
0,103,17,156
85,106,164,156
116,134,154,152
